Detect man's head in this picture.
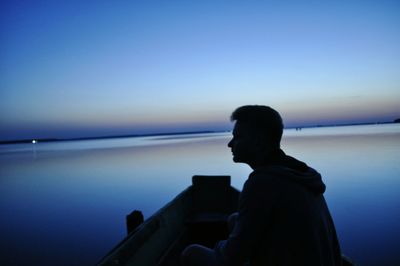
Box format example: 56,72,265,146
227,105,284,165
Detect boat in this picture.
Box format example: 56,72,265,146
98,175,354,266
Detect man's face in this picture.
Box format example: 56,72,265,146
227,122,261,164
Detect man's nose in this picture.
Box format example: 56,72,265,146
227,139,232,148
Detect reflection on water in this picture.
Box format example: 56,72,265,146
0,124,399,265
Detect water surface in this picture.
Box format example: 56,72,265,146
1,124,399,265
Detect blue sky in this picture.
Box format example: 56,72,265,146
1,0,399,140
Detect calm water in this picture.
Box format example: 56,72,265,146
0,124,399,265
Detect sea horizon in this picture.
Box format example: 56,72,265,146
1,120,397,145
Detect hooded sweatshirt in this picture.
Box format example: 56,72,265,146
215,150,342,266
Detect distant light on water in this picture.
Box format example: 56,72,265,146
32,140,37,144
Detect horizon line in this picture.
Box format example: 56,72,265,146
1,120,397,145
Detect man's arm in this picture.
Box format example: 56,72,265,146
215,173,279,266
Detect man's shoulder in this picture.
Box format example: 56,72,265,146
247,165,309,189
241,166,288,203
248,164,326,195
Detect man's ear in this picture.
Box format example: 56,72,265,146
255,133,275,153
254,133,267,149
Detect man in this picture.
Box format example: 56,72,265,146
182,105,342,266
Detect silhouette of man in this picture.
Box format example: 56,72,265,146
181,105,342,266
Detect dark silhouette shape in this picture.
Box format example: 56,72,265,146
126,210,144,234
181,105,343,266
395,118,400,123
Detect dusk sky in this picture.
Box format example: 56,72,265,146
1,0,399,141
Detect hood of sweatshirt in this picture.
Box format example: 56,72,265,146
256,149,326,194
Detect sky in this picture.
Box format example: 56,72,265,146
1,0,399,141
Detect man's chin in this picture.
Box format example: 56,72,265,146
232,156,242,163
233,155,250,165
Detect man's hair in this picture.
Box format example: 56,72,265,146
231,105,284,148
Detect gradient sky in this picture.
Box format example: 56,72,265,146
1,0,399,141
